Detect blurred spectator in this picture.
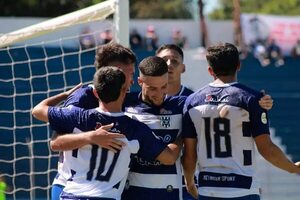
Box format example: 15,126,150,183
291,39,300,58
253,39,270,67
144,25,158,51
100,29,113,44
266,39,284,67
130,29,142,50
79,27,95,49
171,29,187,49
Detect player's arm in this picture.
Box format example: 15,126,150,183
50,123,124,153
32,83,82,122
32,84,125,152
182,138,198,199
155,137,182,165
255,134,300,173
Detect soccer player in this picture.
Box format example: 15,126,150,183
156,44,273,200
156,44,195,200
32,67,181,200
50,42,138,200
156,44,194,96
182,42,300,200
121,56,186,200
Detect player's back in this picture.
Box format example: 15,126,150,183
48,106,166,199
183,82,270,198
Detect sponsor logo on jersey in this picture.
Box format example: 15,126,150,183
261,112,267,124
159,116,171,128
205,94,230,104
157,134,172,143
160,108,172,114
134,155,161,166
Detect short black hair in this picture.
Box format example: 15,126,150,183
94,43,137,70
93,66,126,103
138,56,168,76
156,44,184,61
206,42,240,76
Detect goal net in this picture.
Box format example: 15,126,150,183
0,0,128,199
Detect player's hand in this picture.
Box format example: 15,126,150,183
65,83,83,97
90,123,126,153
259,90,273,110
186,182,198,199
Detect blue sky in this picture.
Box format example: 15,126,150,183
204,0,219,14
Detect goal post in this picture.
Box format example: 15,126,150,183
0,0,129,48
0,0,129,199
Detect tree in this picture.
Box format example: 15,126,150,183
0,0,193,19
130,0,192,19
0,0,104,17
209,0,300,20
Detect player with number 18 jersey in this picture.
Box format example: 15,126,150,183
182,82,270,198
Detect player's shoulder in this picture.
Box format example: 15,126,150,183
232,83,263,99
181,85,194,96
166,95,187,103
185,84,210,104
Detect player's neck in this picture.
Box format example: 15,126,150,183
99,101,122,113
214,76,237,84
167,81,181,96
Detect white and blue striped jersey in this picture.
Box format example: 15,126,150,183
48,106,167,199
122,93,186,200
182,82,270,198
52,84,98,188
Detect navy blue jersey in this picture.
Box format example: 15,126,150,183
182,82,270,198
48,106,167,199
176,85,194,96
64,84,98,109
122,93,186,200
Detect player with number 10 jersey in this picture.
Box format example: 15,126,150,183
48,105,168,199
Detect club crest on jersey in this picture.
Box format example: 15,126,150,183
166,185,173,192
261,112,268,124
159,116,171,128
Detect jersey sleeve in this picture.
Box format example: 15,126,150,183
48,105,83,133
63,84,98,109
182,98,197,138
247,94,270,138
134,122,167,161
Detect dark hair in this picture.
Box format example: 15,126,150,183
94,43,137,70
138,56,168,76
93,66,126,103
156,44,184,61
206,42,240,76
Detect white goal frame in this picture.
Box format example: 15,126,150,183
0,0,129,199
0,0,129,48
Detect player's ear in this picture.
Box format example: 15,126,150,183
181,63,186,73
208,66,214,76
92,88,100,100
137,77,143,87
237,61,241,71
